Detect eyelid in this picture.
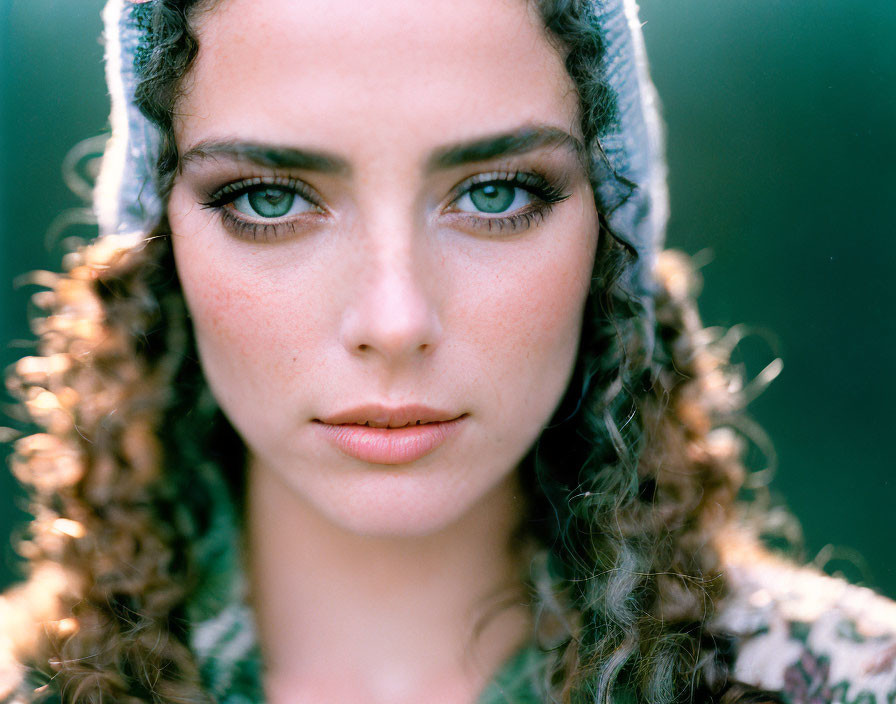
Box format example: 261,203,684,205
199,175,328,242
438,168,572,236
200,175,326,212
445,169,569,211
198,168,570,241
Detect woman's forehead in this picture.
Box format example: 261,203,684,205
177,0,581,159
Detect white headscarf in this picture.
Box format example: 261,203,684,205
96,0,668,307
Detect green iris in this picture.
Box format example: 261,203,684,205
247,188,296,218
469,183,516,213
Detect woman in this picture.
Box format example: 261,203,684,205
1,0,894,702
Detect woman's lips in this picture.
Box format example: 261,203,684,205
314,416,466,465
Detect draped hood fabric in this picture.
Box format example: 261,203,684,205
93,0,671,701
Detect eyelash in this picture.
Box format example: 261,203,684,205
199,170,570,241
446,170,571,233
200,176,325,242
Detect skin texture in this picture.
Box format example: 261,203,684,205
167,0,599,701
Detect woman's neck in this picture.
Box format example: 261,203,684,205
246,460,532,704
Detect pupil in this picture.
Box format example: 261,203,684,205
248,188,295,218
470,183,515,214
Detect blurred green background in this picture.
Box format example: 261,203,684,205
1,1,894,597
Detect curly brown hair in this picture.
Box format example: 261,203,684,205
1,1,784,702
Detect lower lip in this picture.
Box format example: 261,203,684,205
314,416,466,465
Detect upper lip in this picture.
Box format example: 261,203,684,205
315,404,464,428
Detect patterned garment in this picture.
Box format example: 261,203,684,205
714,541,896,704
174,487,896,704
476,550,896,704
2,462,895,703
5,548,896,702
1,464,893,704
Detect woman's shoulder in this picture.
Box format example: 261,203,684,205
0,567,72,704
0,607,48,704
0,673,55,704
716,536,896,703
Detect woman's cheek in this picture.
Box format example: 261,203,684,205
465,231,594,386
169,220,312,423
457,224,595,455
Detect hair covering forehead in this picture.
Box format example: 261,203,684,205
96,0,667,304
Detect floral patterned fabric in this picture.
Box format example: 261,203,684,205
471,553,896,704
3,538,895,702
714,541,896,704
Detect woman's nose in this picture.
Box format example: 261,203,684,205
338,230,442,364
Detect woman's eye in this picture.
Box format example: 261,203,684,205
455,183,532,215
231,187,315,219
444,171,570,233
201,178,327,240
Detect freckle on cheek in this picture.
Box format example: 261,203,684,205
527,259,586,328
189,272,265,359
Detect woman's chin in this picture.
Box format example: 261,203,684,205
252,452,520,540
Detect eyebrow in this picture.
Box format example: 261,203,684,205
180,141,351,175
425,126,585,172
178,125,585,176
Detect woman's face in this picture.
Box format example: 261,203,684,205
168,0,598,536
